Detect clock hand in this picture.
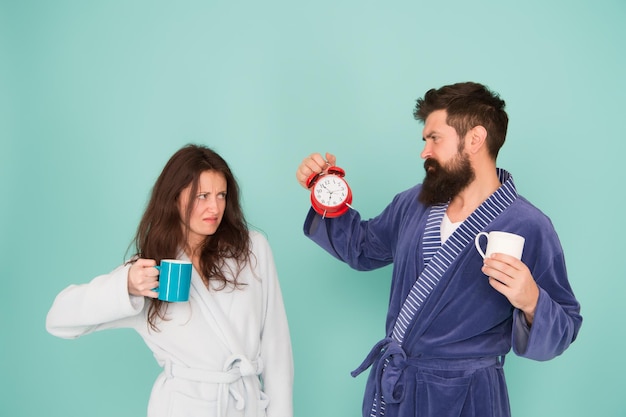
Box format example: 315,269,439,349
320,184,335,195
329,186,343,194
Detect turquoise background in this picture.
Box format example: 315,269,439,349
1,1,624,416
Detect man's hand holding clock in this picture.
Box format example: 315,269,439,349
296,152,353,218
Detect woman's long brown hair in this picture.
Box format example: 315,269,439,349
131,144,250,330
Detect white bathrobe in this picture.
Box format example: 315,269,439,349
46,231,293,417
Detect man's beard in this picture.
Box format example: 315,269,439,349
418,152,475,205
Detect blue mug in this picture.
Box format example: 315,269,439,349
155,260,192,302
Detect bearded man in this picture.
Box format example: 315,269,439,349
295,82,582,417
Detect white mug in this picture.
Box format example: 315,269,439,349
474,231,525,260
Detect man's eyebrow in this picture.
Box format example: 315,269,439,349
423,131,437,140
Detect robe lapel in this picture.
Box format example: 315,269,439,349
176,249,243,355
174,254,264,417
189,274,246,355
392,169,518,346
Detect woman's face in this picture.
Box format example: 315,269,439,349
178,170,227,251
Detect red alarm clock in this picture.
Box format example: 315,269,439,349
306,166,353,218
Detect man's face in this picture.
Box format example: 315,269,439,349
418,110,475,205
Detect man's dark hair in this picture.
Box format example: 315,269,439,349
414,82,508,159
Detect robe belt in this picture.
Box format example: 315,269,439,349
164,355,265,417
351,338,505,415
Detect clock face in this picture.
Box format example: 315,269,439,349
313,175,349,208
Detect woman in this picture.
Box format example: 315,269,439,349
46,144,293,417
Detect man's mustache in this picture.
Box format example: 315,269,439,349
424,158,441,174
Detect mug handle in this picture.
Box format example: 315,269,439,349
474,232,489,259
152,265,161,292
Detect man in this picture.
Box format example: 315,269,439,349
295,82,582,417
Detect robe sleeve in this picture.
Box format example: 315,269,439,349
253,233,294,417
46,264,145,339
303,203,397,271
511,252,582,361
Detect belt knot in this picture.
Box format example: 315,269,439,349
352,337,407,413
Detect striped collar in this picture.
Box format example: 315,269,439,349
422,168,518,266
392,168,518,344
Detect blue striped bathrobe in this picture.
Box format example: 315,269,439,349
303,169,582,417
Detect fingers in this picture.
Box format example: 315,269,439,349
482,253,538,315
296,152,337,189
481,254,520,282
128,258,160,298
134,258,158,270
325,152,337,166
